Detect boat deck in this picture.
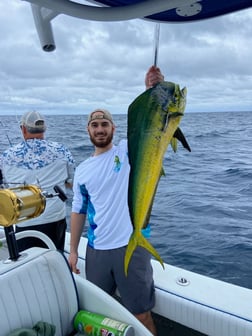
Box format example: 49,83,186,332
0,246,9,260
0,230,9,260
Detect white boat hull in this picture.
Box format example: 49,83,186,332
0,228,252,336
64,233,252,336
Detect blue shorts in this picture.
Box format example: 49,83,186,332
86,245,155,314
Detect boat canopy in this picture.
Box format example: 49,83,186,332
22,0,252,51
81,0,252,22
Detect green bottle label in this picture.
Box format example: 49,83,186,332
74,310,134,336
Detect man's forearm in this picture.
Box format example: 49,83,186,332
70,212,85,253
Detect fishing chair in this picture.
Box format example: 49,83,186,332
0,247,79,336
0,183,80,334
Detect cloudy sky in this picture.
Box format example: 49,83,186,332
1,1,252,115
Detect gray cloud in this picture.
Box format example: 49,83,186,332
1,1,252,115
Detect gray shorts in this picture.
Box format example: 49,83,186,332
86,245,155,314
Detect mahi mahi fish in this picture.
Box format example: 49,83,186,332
124,81,191,275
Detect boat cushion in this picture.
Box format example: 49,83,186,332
0,248,79,336
7,321,56,336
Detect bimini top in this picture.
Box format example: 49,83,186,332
87,0,252,22
23,0,252,51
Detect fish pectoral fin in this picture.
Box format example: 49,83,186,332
173,127,191,152
161,167,166,177
171,138,178,152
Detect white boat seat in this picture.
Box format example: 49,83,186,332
0,248,79,336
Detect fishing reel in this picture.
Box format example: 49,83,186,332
0,184,67,227
0,184,67,260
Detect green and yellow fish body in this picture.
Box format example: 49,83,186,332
125,81,189,275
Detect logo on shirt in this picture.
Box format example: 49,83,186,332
114,155,122,172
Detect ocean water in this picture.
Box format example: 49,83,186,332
1,111,252,289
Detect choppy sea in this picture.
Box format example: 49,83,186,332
1,111,252,289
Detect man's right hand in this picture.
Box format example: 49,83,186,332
145,65,164,89
68,251,80,274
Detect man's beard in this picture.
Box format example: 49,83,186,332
89,132,114,148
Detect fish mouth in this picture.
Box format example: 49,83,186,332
167,111,184,118
162,111,184,131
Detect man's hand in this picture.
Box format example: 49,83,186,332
68,251,80,274
145,65,164,89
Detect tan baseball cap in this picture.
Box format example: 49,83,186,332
88,109,113,125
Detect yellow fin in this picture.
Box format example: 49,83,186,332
171,138,178,152
124,232,164,275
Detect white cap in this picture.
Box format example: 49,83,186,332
20,111,46,133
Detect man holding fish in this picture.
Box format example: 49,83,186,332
68,65,190,335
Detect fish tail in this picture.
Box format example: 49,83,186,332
124,232,164,275
138,235,165,270
124,232,138,276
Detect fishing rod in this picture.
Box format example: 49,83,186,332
0,120,12,146
153,23,160,67
0,120,11,188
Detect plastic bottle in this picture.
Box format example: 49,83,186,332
74,310,135,336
